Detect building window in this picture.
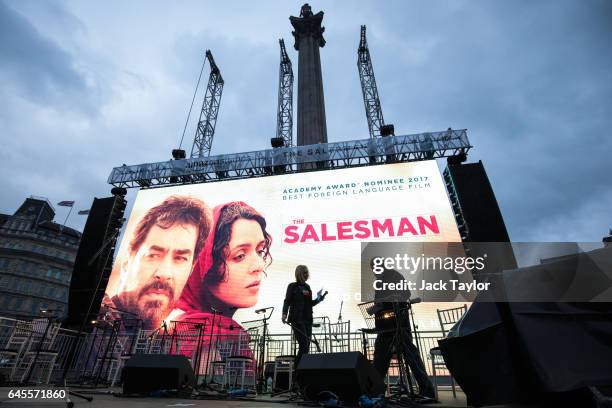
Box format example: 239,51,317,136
31,300,40,315
55,289,64,299
2,295,12,309
18,280,29,293
32,266,42,278
0,258,10,268
12,297,23,310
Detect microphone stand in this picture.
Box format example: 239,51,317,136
169,321,178,354
159,321,169,352
146,325,162,353
337,300,343,323
409,301,421,356
386,297,422,402
94,306,140,386
359,328,369,357
200,309,220,389
392,301,416,399
95,319,121,387
193,321,206,387
241,307,274,393
125,318,143,357
258,307,273,392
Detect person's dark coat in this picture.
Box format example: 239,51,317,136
282,282,321,323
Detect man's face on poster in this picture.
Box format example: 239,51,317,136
124,223,198,327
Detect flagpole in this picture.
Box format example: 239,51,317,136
61,204,74,232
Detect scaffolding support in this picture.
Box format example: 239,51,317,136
109,129,471,188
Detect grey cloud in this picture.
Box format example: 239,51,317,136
355,0,612,241
0,1,94,113
0,0,610,242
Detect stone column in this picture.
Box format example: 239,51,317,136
290,4,328,147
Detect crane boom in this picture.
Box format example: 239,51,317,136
357,25,385,138
191,50,224,158
276,39,294,147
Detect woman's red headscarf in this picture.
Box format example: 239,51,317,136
170,201,271,366
174,201,265,331
176,203,225,314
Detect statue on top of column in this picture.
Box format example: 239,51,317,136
300,3,313,18
290,3,326,50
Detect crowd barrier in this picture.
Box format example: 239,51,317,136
0,315,450,386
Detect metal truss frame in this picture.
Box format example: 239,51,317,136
190,50,224,158
358,25,385,139
108,129,471,188
276,39,294,147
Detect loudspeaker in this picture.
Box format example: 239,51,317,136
444,161,517,277
66,195,126,329
296,352,385,402
122,354,195,394
444,161,510,242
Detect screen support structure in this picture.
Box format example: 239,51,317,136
108,128,470,189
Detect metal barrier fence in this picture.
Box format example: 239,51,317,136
0,315,449,385
49,326,90,383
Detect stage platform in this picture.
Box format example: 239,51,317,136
0,387,472,407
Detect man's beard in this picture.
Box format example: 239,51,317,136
140,300,167,329
136,280,175,329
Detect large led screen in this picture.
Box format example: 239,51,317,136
103,161,461,333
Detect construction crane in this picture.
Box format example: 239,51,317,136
357,25,393,139
272,39,294,148
191,50,224,158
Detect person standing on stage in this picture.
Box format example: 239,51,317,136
282,265,327,366
371,263,435,399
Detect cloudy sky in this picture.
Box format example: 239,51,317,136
1,0,610,241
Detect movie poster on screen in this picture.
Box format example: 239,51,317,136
103,161,461,333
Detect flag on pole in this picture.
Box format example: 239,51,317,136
57,201,75,207
78,210,90,215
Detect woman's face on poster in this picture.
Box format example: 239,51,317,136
209,218,267,308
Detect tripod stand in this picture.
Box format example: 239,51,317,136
388,302,417,399
196,309,222,390
242,306,274,393
380,300,435,405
